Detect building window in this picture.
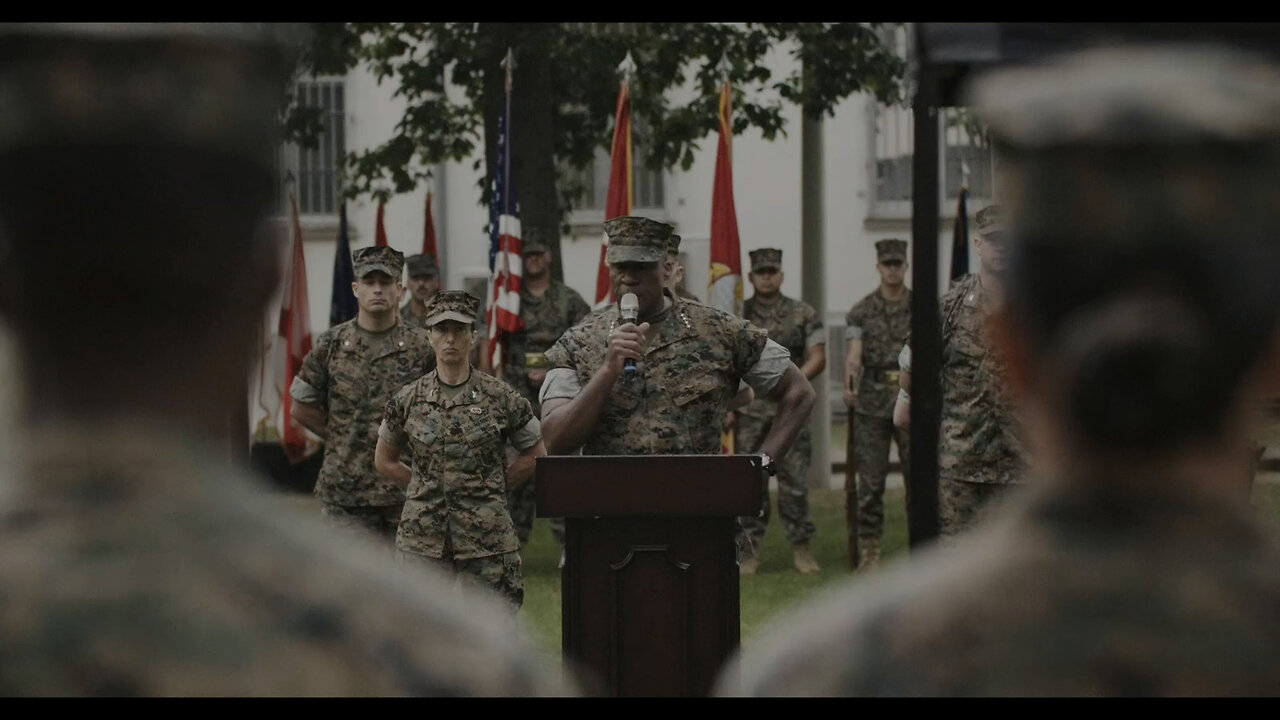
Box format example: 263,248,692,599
870,104,994,219
280,78,346,216
942,109,993,201
868,23,993,220
563,119,665,214
565,150,665,211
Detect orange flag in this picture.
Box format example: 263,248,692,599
595,78,632,308
375,198,388,247
423,190,438,256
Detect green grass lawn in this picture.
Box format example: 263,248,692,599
517,480,1280,660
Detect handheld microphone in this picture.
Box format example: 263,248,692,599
620,293,640,378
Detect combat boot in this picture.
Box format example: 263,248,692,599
793,544,820,574
739,556,759,576
859,539,881,572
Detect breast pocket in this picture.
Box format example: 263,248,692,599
672,374,727,454
451,412,504,481
406,413,440,447
329,372,365,421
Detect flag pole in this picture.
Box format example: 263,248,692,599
487,46,518,380
619,51,636,214
594,50,637,309
502,48,514,237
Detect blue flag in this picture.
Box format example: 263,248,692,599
330,203,358,327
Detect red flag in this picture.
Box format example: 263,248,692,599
278,193,314,463
423,190,438,256
595,79,632,308
708,81,743,454
375,198,388,247
708,81,743,318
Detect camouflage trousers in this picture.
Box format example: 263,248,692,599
735,415,816,558
852,412,910,541
320,502,404,546
938,478,1019,539
398,548,524,612
506,477,565,548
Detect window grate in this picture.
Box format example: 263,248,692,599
281,79,345,216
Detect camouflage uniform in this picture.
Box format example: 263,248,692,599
380,291,538,610
290,246,436,543
401,300,432,331
846,240,912,546
934,264,1027,537
721,480,1280,696
0,422,567,696
399,253,441,340
667,233,701,303
544,295,783,455
502,246,590,547
540,217,794,459
899,209,1025,538
736,248,824,557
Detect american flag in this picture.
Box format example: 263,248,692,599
486,51,524,372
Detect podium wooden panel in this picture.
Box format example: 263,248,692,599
536,454,763,697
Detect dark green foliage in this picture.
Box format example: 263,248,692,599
285,23,905,238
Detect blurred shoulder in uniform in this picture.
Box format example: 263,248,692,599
719,41,1280,697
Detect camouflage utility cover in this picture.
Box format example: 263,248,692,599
603,216,672,264
423,290,480,327
875,238,907,262
405,253,438,278
749,248,782,271
974,205,1003,235
353,245,404,278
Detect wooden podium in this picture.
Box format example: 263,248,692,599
536,454,763,697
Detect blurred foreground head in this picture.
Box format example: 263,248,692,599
0,25,573,697
972,44,1280,456
0,24,297,421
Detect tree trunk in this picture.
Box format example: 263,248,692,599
480,23,564,284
